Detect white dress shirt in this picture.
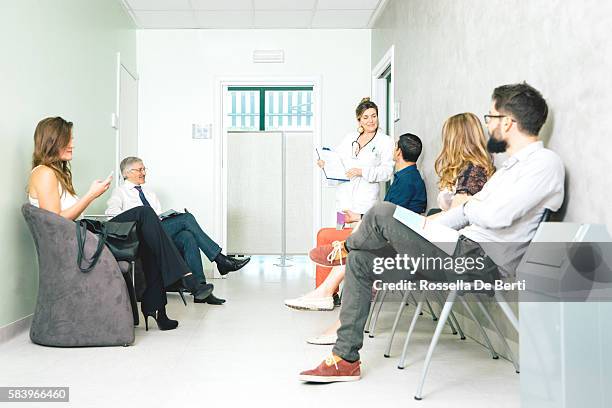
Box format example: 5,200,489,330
437,141,565,275
105,180,163,216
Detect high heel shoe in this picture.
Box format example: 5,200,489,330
143,307,179,331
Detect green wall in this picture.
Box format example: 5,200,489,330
0,0,136,328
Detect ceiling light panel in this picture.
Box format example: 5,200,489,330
253,0,316,10
317,0,380,10
195,11,253,28
127,0,192,11
134,10,197,28
253,11,312,28
190,0,253,10
311,10,373,28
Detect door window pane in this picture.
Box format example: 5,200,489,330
227,87,313,131
265,90,313,131
227,90,260,131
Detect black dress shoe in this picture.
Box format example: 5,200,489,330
194,293,226,305
215,254,251,276
191,283,215,303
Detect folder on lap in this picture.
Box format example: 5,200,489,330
393,205,460,255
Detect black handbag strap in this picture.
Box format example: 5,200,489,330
76,219,108,273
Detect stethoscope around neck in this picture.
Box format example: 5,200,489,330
351,128,378,159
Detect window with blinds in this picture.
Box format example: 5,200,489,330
227,86,313,131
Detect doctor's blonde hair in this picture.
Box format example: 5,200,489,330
434,112,495,190
355,97,378,120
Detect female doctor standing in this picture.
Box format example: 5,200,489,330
319,97,395,219
282,98,395,335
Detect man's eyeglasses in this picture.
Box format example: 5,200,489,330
129,167,147,174
484,114,516,125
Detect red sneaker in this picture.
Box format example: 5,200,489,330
299,354,361,383
309,241,348,268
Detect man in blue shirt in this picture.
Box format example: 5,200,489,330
344,133,427,223
384,133,427,213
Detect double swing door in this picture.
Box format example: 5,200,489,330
227,131,313,255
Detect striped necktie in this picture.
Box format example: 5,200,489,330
134,185,152,208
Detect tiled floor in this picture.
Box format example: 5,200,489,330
0,256,519,408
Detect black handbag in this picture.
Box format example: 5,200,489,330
76,219,140,273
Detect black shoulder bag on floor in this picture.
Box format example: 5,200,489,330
76,219,140,273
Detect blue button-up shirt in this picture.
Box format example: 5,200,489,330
384,164,427,214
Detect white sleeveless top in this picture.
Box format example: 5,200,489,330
28,165,79,211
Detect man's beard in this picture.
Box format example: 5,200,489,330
487,126,508,153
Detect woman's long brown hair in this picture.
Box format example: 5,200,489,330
434,112,495,190
32,117,76,196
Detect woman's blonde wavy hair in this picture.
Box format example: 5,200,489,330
434,112,495,190
32,117,76,196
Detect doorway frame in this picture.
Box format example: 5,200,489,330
371,45,395,139
213,76,323,276
114,52,139,187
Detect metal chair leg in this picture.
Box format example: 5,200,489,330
425,298,437,321
494,292,519,332
448,309,466,340
385,290,411,358
131,261,136,288
434,291,457,335
364,289,380,333
414,290,458,400
476,297,520,373
398,293,424,369
459,297,498,359
404,290,412,306
368,289,387,338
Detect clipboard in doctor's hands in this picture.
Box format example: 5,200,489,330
316,147,349,182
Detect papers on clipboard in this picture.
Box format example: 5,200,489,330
393,205,460,255
316,147,349,182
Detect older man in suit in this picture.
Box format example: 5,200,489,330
106,156,250,305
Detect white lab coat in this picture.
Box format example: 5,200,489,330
333,129,394,214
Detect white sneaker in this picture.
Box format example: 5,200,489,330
284,296,334,311
306,333,338,345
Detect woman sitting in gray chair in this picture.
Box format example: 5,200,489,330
27,116,212,331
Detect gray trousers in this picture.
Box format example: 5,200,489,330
332,201,450,362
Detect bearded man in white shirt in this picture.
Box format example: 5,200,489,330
106,157,250,305
300,82,565,382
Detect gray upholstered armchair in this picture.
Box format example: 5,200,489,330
21,204,134,347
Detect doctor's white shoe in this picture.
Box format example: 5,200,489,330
284,296,334,311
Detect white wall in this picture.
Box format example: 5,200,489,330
0,0,136,329
370,0,612,359
137,29,372,260
372,0,612,227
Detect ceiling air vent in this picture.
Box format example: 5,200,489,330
253,50,285,64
